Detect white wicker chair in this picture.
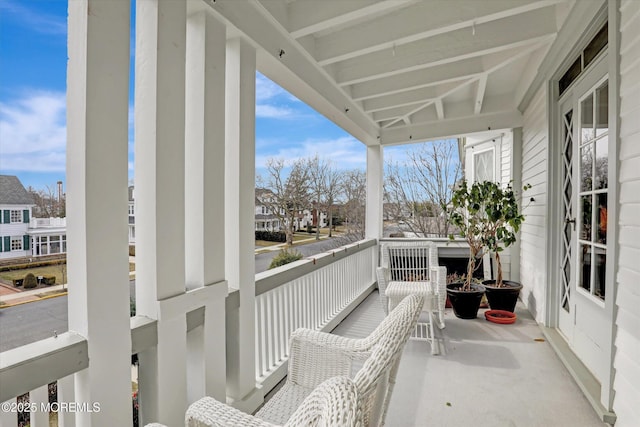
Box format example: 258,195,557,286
380,242,446,329
183,376,358,427
145,295,423,427
375,266,390,315
256,293,423,427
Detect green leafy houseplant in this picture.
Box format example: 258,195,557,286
448,181,531,290
476,181,530,287
447,180,489,291
448,180,529,290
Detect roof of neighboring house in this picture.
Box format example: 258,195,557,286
0,175,35,205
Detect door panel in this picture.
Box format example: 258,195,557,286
557,53,611,385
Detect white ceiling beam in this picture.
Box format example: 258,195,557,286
474,75,488,115
352,66,481,102
288,0,414,39
350,33,552,102
435,99,444,120
382,77,479,128
362,80,464,113
335,7,558,86
316,0,565,65
372,105,420,123
206,0,380,145
380,109,523,145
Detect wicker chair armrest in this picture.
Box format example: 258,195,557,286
186,396,276,427
291,328,372,353
288,328,370,388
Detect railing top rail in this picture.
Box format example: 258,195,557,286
255,238,377,296
0,332,88,402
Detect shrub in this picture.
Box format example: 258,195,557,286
268,249,303,270
23,273,38,289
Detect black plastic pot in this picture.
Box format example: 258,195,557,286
482,280,522,313
446,282,486,319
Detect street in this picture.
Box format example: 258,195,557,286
0,237,355,352
0,295,68,352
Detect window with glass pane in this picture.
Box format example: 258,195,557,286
474,149,494,182
578,78,608,301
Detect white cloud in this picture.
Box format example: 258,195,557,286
256,136,366,171
0,91,66,172
256,73,285,102
256,104,296,119
0,1,66,36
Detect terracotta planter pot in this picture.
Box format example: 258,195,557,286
446,282,486,319
483,280,522,313
484,309,517,324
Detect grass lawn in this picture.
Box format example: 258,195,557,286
0,263,135,285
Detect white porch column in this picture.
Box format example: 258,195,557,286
134,0,188,425
184,11,229,404
366,144,384,239
225,37,262,412
67,1,132,426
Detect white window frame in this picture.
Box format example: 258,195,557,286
10,236,22,251
10,210,22,224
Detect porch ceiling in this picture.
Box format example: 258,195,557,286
203,0,573,145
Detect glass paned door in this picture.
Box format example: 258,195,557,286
578,80,608,301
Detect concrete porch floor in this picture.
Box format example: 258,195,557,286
331,291,608,427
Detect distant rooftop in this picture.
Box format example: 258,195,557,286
0,175,35,206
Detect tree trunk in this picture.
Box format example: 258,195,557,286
495,251,503,287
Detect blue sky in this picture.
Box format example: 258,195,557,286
0,0,381,191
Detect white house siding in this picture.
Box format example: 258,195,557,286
499,132,513,281
0,206,32,260
519,87,548,322
501,132,512,186
613,1,640,424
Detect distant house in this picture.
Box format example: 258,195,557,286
128,186,135,244
0,175,70,260
255,188,281,231
0,175,35,259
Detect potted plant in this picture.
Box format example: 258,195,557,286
445,180,488,319
478,181,529,313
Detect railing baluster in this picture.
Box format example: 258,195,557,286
251,239,376,385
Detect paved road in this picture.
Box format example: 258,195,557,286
255,237,349,273
0,295,68,352
1,237,355,352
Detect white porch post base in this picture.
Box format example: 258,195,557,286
226,386,264,414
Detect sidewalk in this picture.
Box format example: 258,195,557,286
0,284,68,308
254,234,329,254
1,236,329,308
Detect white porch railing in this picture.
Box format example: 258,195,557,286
250,238,377,393
29,217,67,229
0,238,378,426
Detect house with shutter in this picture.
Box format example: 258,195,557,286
0,175,35,259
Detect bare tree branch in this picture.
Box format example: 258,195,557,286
384,140,461,237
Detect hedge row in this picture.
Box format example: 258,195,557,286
13,275,56,287
255,230,286,242
0,259,65,272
